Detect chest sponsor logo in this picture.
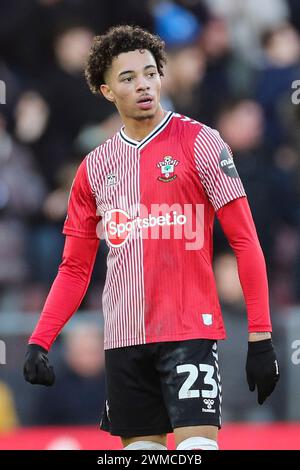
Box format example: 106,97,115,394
104,208,187,248
157,156,179,182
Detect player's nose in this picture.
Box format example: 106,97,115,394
135,75,150,92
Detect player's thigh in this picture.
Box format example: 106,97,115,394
174,425,218,447
158,339,222,431
121,434,167,447
101,344,172,437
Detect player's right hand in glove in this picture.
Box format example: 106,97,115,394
246,338,280,405
23,344,55,386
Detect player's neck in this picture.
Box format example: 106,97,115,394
122,106,166,142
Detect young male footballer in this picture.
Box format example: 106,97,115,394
24,25,280,450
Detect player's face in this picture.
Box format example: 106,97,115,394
101,49,162,120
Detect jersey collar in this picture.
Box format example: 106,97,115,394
119,111,173,150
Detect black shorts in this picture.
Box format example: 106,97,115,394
100,339,222,438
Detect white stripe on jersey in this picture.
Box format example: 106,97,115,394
86,136,145,349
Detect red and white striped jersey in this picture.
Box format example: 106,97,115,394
63,112,246,349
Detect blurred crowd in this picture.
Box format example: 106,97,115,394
1,0,300,431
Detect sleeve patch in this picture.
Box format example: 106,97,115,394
219,147,240,179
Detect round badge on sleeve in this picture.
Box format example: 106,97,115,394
219,147,240,178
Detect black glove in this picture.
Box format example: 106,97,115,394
23,344,55,386
246,339,280,405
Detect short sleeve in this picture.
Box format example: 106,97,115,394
194,125,246,211
63,158,101,239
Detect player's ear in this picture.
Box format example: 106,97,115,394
100,84,115,103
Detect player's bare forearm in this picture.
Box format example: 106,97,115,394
248,332,271,342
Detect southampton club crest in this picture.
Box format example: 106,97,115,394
157,156,179,182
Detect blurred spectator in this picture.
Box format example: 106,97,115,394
153,0,202,48
256,23,300,151
31,323,106,425
215,253,279,421
203,0,290,64
262,23,300,67
214,253,243,307
14,91,50,144
24,162,76,291
42,162,76,224
216,97,300,305
75,112,122,155
269,146,300,306
217,99,264,152
163,45,206,116
197,18,256,124
33,24,112,188
215,99,274,256
0,112,46,292
0,381,18,433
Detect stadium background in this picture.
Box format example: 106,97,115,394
1,0,300,450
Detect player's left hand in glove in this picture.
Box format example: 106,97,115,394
23,344,55,386
246,338,280,405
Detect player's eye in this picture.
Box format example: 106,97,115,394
123,77,133,82
148,72,157,78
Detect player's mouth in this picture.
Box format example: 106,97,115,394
136,95,154,110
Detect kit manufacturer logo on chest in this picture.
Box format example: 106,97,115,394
106,173,118,186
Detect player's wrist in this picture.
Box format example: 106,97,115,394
247,338,273,354
248,332,271,342
27,343,48,355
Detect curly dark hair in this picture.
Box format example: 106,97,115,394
85,25,167,95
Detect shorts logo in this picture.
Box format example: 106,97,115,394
202,399,216,413
157,156,179,182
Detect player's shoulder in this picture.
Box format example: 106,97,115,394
171,112,206,142
84,132,119,166
171,112,202,131
194,122,225,147
171,113,224,145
